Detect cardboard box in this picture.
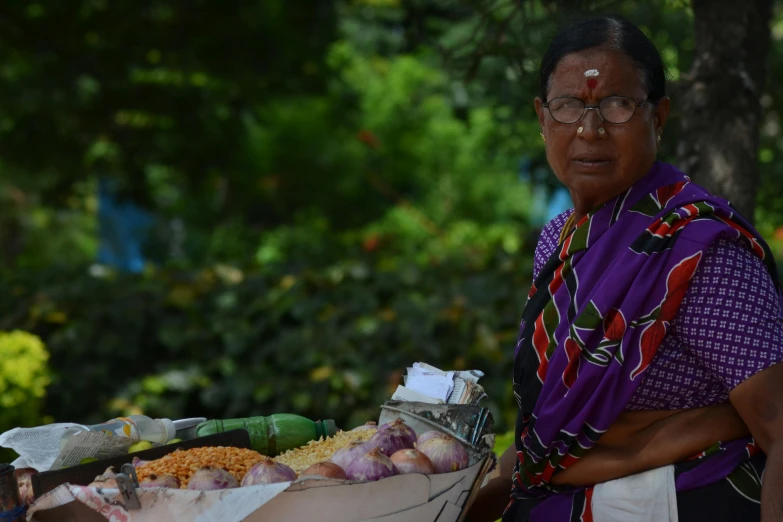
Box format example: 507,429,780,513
28,455,492,522
28,404,495,522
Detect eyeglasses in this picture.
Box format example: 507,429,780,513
542,96,653,124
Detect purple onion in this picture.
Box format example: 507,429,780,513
301,462,347,480
241,458,297,486
368,418,416,456
416,433,469,474
345,447,397,481
140,474,180,489
350,421,378,432
187,467,239,490
351,421,378,431
416,430,444,446
390,449,435,475
132,456,150,469
331,440,372,470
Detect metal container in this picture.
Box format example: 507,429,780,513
378,401,494,464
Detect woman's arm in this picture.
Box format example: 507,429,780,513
466,443,517,522
552,403,749,486
730,362,783,522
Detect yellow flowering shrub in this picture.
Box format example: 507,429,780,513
0,331,51,430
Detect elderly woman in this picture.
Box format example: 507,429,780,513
469,15,783,522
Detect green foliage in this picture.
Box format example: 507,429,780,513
494,430,516,453
0,1,541,432
1,234,531,432
0,331,52,431
756,8,783,234
2,0,783,442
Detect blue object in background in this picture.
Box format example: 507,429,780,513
546,186,573,222
518,157,573,227
97,178,154,273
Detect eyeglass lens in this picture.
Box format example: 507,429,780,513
547,97,639,124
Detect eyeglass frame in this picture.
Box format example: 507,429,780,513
541,95,656,125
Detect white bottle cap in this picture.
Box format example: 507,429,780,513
158,418,177,442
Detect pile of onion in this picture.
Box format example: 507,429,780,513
140,474,180,489
331,440,371,470
345,447,397,481
390,449,435,475
132,457,150,469
187,467,239,490
368,418,416,456
241,458,297,486
301,462,347,480
416,431,469,474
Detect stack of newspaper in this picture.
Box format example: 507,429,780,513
391,362,487,405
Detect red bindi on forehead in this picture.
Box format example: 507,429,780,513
586,78,597,90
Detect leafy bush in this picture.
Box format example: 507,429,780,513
0,40,540,435
0,331,51,432
0,232,532,433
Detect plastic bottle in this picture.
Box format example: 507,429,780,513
60,415,176,450
196,414,337,456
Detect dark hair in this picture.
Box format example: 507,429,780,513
539,15,666,102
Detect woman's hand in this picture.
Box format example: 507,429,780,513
552,403,750,486
466,443,517,522
471,396,760,518
730,362,783,522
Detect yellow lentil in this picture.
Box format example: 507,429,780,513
135,427,378,487
135,446,265,488
274,428,377,475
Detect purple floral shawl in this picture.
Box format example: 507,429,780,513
509,162,779,519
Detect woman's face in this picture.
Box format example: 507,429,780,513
534,47,670,214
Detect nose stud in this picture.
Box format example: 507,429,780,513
598,127,606,135
577,126,584,135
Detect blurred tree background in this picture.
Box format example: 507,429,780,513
1,0,783,435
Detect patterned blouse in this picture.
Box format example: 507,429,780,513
534,209,783,410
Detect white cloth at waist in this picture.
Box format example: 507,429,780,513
591,464,678,522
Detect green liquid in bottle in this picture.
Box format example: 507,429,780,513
196,414,337,456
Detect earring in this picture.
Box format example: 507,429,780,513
598,127,606,135
540,132,546,142
657,132,662,142
577,126,584,135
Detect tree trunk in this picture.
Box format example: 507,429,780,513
676,0,773,222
